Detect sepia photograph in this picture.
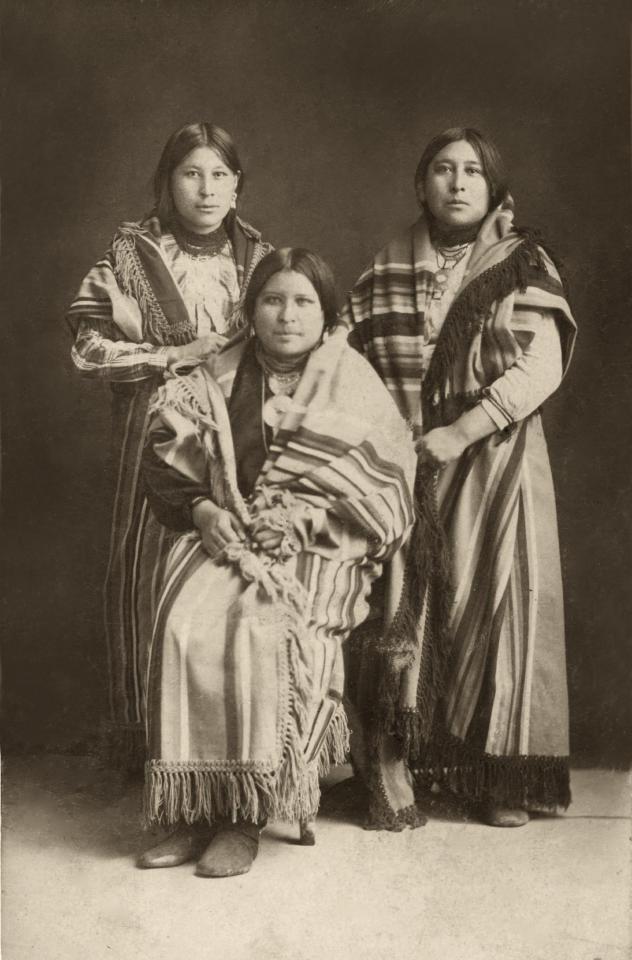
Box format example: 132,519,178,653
1,1,631,958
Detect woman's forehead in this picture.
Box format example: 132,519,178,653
177,145,227,169
260,270,318,297
432,140,481,165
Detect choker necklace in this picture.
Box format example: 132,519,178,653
256,342,309,429
427,215,481,247
431,241,472,300
171,221,228,259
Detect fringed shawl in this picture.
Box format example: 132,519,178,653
67,211,271,347
143,329,417,826
343,205,577,813
344,204,576,434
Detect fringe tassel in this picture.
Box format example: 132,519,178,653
407,720,572,809
372,462,454,751
112,231,195,346
316,705,351,778
422,234,546,425
144,735,321,828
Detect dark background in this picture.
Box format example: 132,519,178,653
1,0,630,765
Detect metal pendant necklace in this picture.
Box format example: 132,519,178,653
432,242,472,299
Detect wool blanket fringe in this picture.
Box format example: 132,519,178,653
144,705,350,827
422,233,546,426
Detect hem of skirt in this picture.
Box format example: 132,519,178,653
144,705,350,828
414,750,571,809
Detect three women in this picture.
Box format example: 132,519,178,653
68,123,271,765
70,120,575,870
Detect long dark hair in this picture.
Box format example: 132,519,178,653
414,127,509,212
152,122,243,226
244,248,339,332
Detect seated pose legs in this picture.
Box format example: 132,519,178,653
139,248,417,875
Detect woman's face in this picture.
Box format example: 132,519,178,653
170,146,239,234
418,139,490,229
254,269,325,361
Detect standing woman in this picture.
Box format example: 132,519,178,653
343,127,576,827
67,122,271,767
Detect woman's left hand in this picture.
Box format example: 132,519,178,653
416,425,468,469
250,523,284,550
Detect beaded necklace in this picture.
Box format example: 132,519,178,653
171,221,229,259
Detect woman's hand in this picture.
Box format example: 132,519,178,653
166,333,227,367
416,425,468,469
192,499,246,557
250,521,284,551
416,405,499,469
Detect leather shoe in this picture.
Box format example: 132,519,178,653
195,822,260,878
137,823,211,869
483,804,530,828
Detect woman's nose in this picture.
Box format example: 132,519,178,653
279,301,297,323
451,169,465,192
199,177,214,196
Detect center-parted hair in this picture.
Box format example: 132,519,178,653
244,248,339,332
414,127,509,212
152,122,243,226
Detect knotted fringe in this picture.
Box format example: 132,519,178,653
415,745,571,810
111,230,195,346
365,793,427,832
422,234,546,421
372,462,454,751
317,705,351,777
142,702,349,829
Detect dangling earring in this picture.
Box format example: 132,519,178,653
230,191,237,209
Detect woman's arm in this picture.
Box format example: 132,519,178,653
419,310,563,467
68,248,225,382
71,317,171,382
142,423,246,551
71,317,225,383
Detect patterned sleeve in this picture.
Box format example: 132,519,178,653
68,250,170,382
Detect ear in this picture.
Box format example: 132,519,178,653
415,181,425,210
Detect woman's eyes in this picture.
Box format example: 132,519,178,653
434,164,482,176
262,296,314,307
182,169,228,178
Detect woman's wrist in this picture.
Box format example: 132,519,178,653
191,498,218,527
452,404,497,447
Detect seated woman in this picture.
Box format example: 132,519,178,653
343,127,576,828
67,122,271,767
139,248,417,877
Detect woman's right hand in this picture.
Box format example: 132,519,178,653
165,333,227,367
191,499,246,557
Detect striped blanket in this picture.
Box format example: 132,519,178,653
343,205,577,812
67,213,270,768
143,329,417,826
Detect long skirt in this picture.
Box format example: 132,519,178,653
144,536,353,826
408,413,571,807
102,380,172,768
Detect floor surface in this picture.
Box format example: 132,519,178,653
1,756,630,960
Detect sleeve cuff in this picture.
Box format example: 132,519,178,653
480,395,512,431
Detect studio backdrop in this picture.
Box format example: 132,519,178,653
2,0,631,765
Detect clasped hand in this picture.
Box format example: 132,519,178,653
415,425,468,470
166,333,227,369
192,501,284,558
